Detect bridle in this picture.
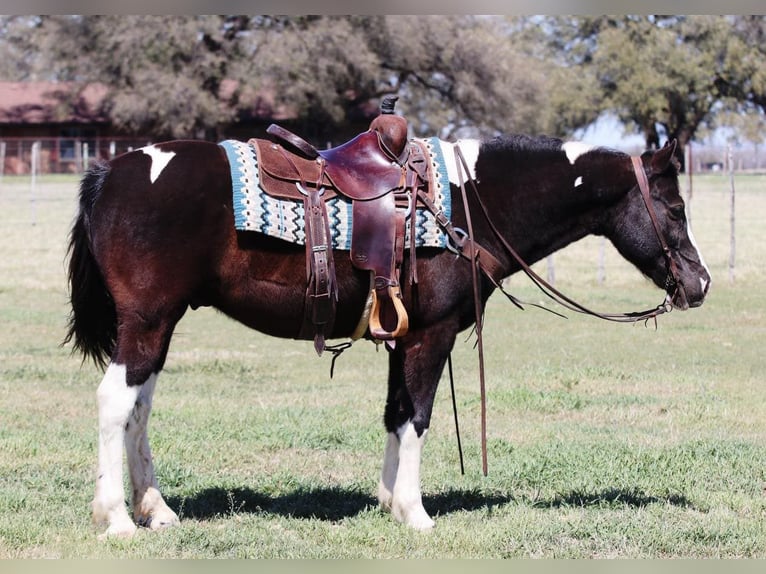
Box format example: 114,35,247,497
630,156,684,306
446,150,684,324
419,145,685,476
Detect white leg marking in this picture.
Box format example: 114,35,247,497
140,145,176,184
125,373,179,531
562,141,596,165
92,363,140,539
378,432,399,511
389,421,434,531
440,139,481,186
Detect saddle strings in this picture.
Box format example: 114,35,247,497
453,145,490,477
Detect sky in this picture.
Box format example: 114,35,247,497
575,112,645,150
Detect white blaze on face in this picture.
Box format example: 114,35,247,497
140,145,176,184
684,207,712,294
440,139,481,185
562,141,596,166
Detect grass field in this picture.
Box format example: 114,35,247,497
0,171,764,558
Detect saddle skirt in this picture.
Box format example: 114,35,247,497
220,136,453,251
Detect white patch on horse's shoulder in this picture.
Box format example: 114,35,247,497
562,141,596,165
574,176,583,188
440,139,480,185
140,145,176,184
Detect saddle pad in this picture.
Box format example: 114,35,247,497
220,137,452,250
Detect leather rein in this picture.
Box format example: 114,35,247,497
418,145,683,476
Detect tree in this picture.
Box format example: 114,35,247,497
715,16,766,113
509,16,605,138
0,16,47,80
7,15,761,149
0,15,552,141
239,15,552,139
530,15,766,169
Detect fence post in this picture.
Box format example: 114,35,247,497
546,254,555,286
82,142,89,172
597,237,606,285
0,141,5,184
685,143,693,225
30,141,40,226
728,145,736,283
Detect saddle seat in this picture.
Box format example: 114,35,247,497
254,128,405,202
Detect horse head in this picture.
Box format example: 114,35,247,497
607,140,711,310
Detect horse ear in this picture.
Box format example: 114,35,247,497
650,139,678,174
650,139,678,173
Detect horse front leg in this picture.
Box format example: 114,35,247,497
379,420,434,530
378,325,456,530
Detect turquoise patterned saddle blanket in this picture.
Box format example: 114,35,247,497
219,136,453,250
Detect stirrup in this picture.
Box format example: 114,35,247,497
368,282,409,341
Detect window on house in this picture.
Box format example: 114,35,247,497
60,127,98,160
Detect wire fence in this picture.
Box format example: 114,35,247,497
0,137,155,176
2,135,764,177
0,138,753,289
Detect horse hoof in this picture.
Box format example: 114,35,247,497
392,504,436,531
148,513,180,531
408,515,436,532
136,509,180,531
98,520,137,540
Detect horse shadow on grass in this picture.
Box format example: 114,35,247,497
166,484,694,522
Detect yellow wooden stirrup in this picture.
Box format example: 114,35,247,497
368,284,409,341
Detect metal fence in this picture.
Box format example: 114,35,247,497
0,137,155,176
2,136,762,177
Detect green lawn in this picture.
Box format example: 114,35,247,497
0,173,764,558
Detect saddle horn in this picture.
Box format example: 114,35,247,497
369,95,408,161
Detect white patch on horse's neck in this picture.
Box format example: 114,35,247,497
440,139,480,185
141,145,176,184
562,141,596,166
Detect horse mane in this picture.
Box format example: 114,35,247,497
475,134,568,182
481,134,565,159
477,134,637,179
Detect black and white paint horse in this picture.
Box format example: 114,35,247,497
65,133,710,538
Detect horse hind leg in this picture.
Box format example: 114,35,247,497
92,308,183,538
125,372,179,531
92,363,142,538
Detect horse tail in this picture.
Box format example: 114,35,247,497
63,160,116,369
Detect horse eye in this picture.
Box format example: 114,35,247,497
668,204,685,220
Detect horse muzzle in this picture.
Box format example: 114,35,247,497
668,272,710,310
667,287,690,311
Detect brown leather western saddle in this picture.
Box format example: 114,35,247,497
249,96,432,353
